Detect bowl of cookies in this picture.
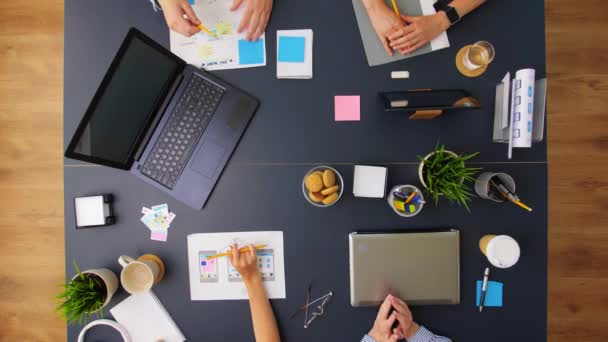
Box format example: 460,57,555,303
302,166,343,207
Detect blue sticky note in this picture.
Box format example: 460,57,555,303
476,280,503,307
238,39,265,65
278,36,305,62
188,0,195,4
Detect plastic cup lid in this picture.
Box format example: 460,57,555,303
486,235,520,268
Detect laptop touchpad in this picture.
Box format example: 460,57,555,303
190,140,226,178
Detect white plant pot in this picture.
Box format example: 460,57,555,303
418,150,460,188
71,268,119,311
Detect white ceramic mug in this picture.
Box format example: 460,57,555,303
118,255,161,294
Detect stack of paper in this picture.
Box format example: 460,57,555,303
277,30,313,79
110,291,185,342
141,204,176,242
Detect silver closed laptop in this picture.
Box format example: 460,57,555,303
349,230,460,307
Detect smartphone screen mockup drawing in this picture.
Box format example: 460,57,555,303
257,249,275,281
199,251,218,282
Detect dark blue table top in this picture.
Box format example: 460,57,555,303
64,0,547,341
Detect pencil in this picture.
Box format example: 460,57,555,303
390,0,400,16
404,191,417,204
512,200,533,212
205,244,266,260
197,24,218,38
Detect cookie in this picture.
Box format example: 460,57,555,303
309,191,326,203
312,171,323,177
322,169,336,187
305,173,324,192
322,192,339,205
321,185,339,196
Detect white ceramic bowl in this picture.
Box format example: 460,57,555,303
387,185,425,217
302,166,344,207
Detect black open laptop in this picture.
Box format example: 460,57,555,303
65,28,259,210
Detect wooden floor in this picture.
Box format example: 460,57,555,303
0,0,606,341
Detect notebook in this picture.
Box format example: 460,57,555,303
277,29,313,79
110,291,185,342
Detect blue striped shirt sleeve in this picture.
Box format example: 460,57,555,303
361,326,451,342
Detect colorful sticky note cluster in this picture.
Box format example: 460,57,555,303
334,95,361,121
278,36,305,62
141,204,176,242
238,39,265,65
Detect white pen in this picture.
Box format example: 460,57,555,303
479,267,490,312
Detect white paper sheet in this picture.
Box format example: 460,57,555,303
187,231,286,300
110,291,185,342
170,0,266,70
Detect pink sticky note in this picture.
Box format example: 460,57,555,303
150,231,167,242
335,95,360,121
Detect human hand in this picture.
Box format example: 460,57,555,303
227,244,260,283
363,0,407,56
159,0,201,37
388,13,450,55
367,295,402,342
388,295,420,340
231,0,273,41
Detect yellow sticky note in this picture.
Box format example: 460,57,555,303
197,44,214,58
393,200,405,212
215,22,233,36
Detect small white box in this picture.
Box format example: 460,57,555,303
353,165,388,198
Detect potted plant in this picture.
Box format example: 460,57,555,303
56,262,118,324
418,143,480,210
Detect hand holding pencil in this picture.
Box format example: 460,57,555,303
227,244,261,283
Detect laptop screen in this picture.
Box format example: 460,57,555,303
67,31,181,168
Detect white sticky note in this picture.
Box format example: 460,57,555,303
74,196,106,227
353,165,388,198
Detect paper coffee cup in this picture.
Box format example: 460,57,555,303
479,235,520,268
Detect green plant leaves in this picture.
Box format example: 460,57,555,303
56,262,106,325
419,144,480,212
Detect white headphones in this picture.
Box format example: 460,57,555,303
77,319,131,342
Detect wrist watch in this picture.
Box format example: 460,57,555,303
433,0,461,26
442,5,461,26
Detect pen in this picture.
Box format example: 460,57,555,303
205,244,266,260
479,267,489,312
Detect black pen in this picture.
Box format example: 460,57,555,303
479,267,490,312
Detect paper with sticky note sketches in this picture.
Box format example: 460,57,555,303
277,29,313,79
187,231,285,300
141,204,176,242
476,280,503,307
170,0,266,70
335,95,361,121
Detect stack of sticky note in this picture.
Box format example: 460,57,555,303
141,204,176,242
277,29,313,79
353,165,387,198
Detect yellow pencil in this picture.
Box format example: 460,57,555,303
197,24,218,38
390,0,400,16
205,244,266,260
512,200,533,212
404,191,417,204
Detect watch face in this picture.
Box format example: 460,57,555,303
446,6,460,24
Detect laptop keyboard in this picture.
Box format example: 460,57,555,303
140,75,225,189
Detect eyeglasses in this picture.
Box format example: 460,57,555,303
290,283,333,328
